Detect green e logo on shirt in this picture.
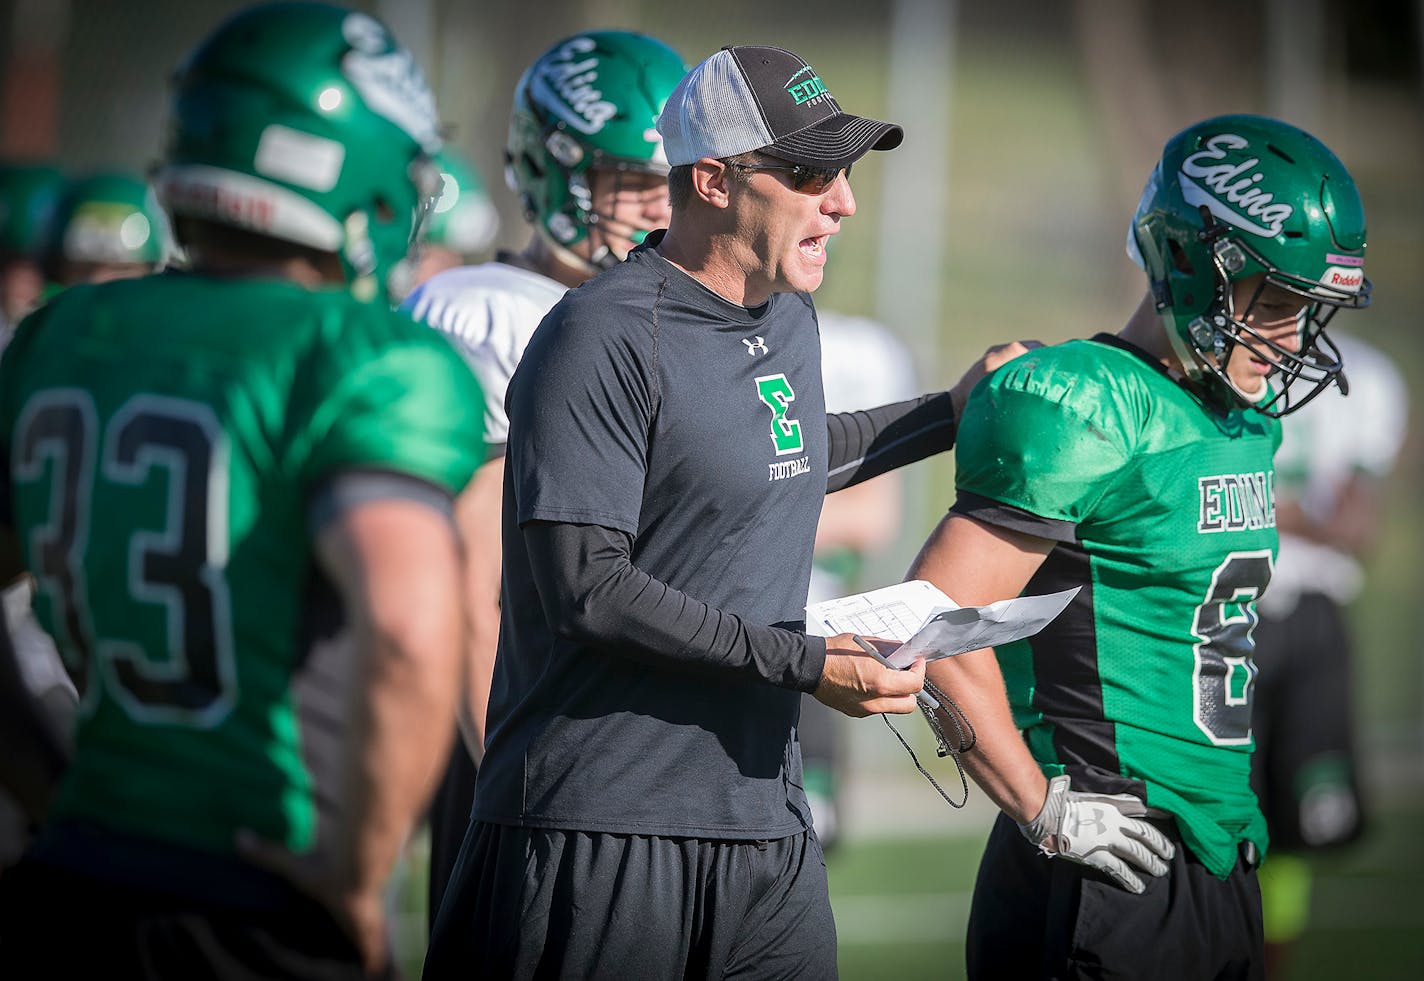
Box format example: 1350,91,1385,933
755,373,803,456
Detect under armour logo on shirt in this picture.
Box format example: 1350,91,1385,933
743,336,769,356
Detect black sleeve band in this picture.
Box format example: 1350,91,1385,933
949,491,1078,544
522,520,826,693
307,469,456,538
825,391,956,493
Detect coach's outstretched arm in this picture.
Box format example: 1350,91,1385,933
908,513,1174,894
825,341,1034,493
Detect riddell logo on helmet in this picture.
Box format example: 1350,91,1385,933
534,37,618,135
1178,134,1294,238
1321,266,1364,293
165,178,275,231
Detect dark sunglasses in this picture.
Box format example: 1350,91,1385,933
726,160,851,194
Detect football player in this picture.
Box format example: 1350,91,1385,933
401,28,686,930
40,171,174,287
0,162,64,347
907,114,1370,978
0,4,484,978
0,171,177,872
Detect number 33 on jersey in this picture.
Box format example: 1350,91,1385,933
0,276,483,854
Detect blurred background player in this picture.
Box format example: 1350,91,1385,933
0,168,173,875
401,28,686,931
1251,331,1408,976
801,309,916,848
40,171,175,287
391,147,499,301
0,4,484,977
0,162,64,349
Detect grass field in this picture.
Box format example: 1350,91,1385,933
827,791,1424,981
391,752,1424,980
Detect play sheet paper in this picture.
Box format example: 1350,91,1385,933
807,580,1079,670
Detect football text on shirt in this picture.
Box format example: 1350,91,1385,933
768,456,811,481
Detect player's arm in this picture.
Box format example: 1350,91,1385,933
909,513,1174,893
451,455,503,765
245,480,464,971
521,519,924,717
318,487,462,968
908,513,1055,820
317,486,464,866
825,341,1034,492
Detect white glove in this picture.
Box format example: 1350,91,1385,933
1018,774,1175,894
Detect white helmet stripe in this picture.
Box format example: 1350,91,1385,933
155,165,344,252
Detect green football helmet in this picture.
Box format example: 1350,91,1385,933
424,148,499,257
43,172,174,278
0,163,64,258
1128,114,1368,417
506,30,685,270
154,1,443,302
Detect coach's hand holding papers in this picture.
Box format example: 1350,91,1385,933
807,580,1079,669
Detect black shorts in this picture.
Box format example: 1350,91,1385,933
0,855,385,981
1250,592,1365,851
424,822,838,981
966,812,1263,981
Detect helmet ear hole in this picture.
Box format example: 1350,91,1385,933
1167,239,1195,275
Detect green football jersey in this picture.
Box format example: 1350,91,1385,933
953,335,1280,878
0,273,483,859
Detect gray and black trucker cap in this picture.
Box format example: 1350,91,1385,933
657,45,903,170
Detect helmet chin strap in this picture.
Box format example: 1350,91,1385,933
1180,311,1266,410
539,209,654,278
1156,298,1253,411
540,163,666,275
585,210,656,267
1225,364,1273,404
1159,305,1209,383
